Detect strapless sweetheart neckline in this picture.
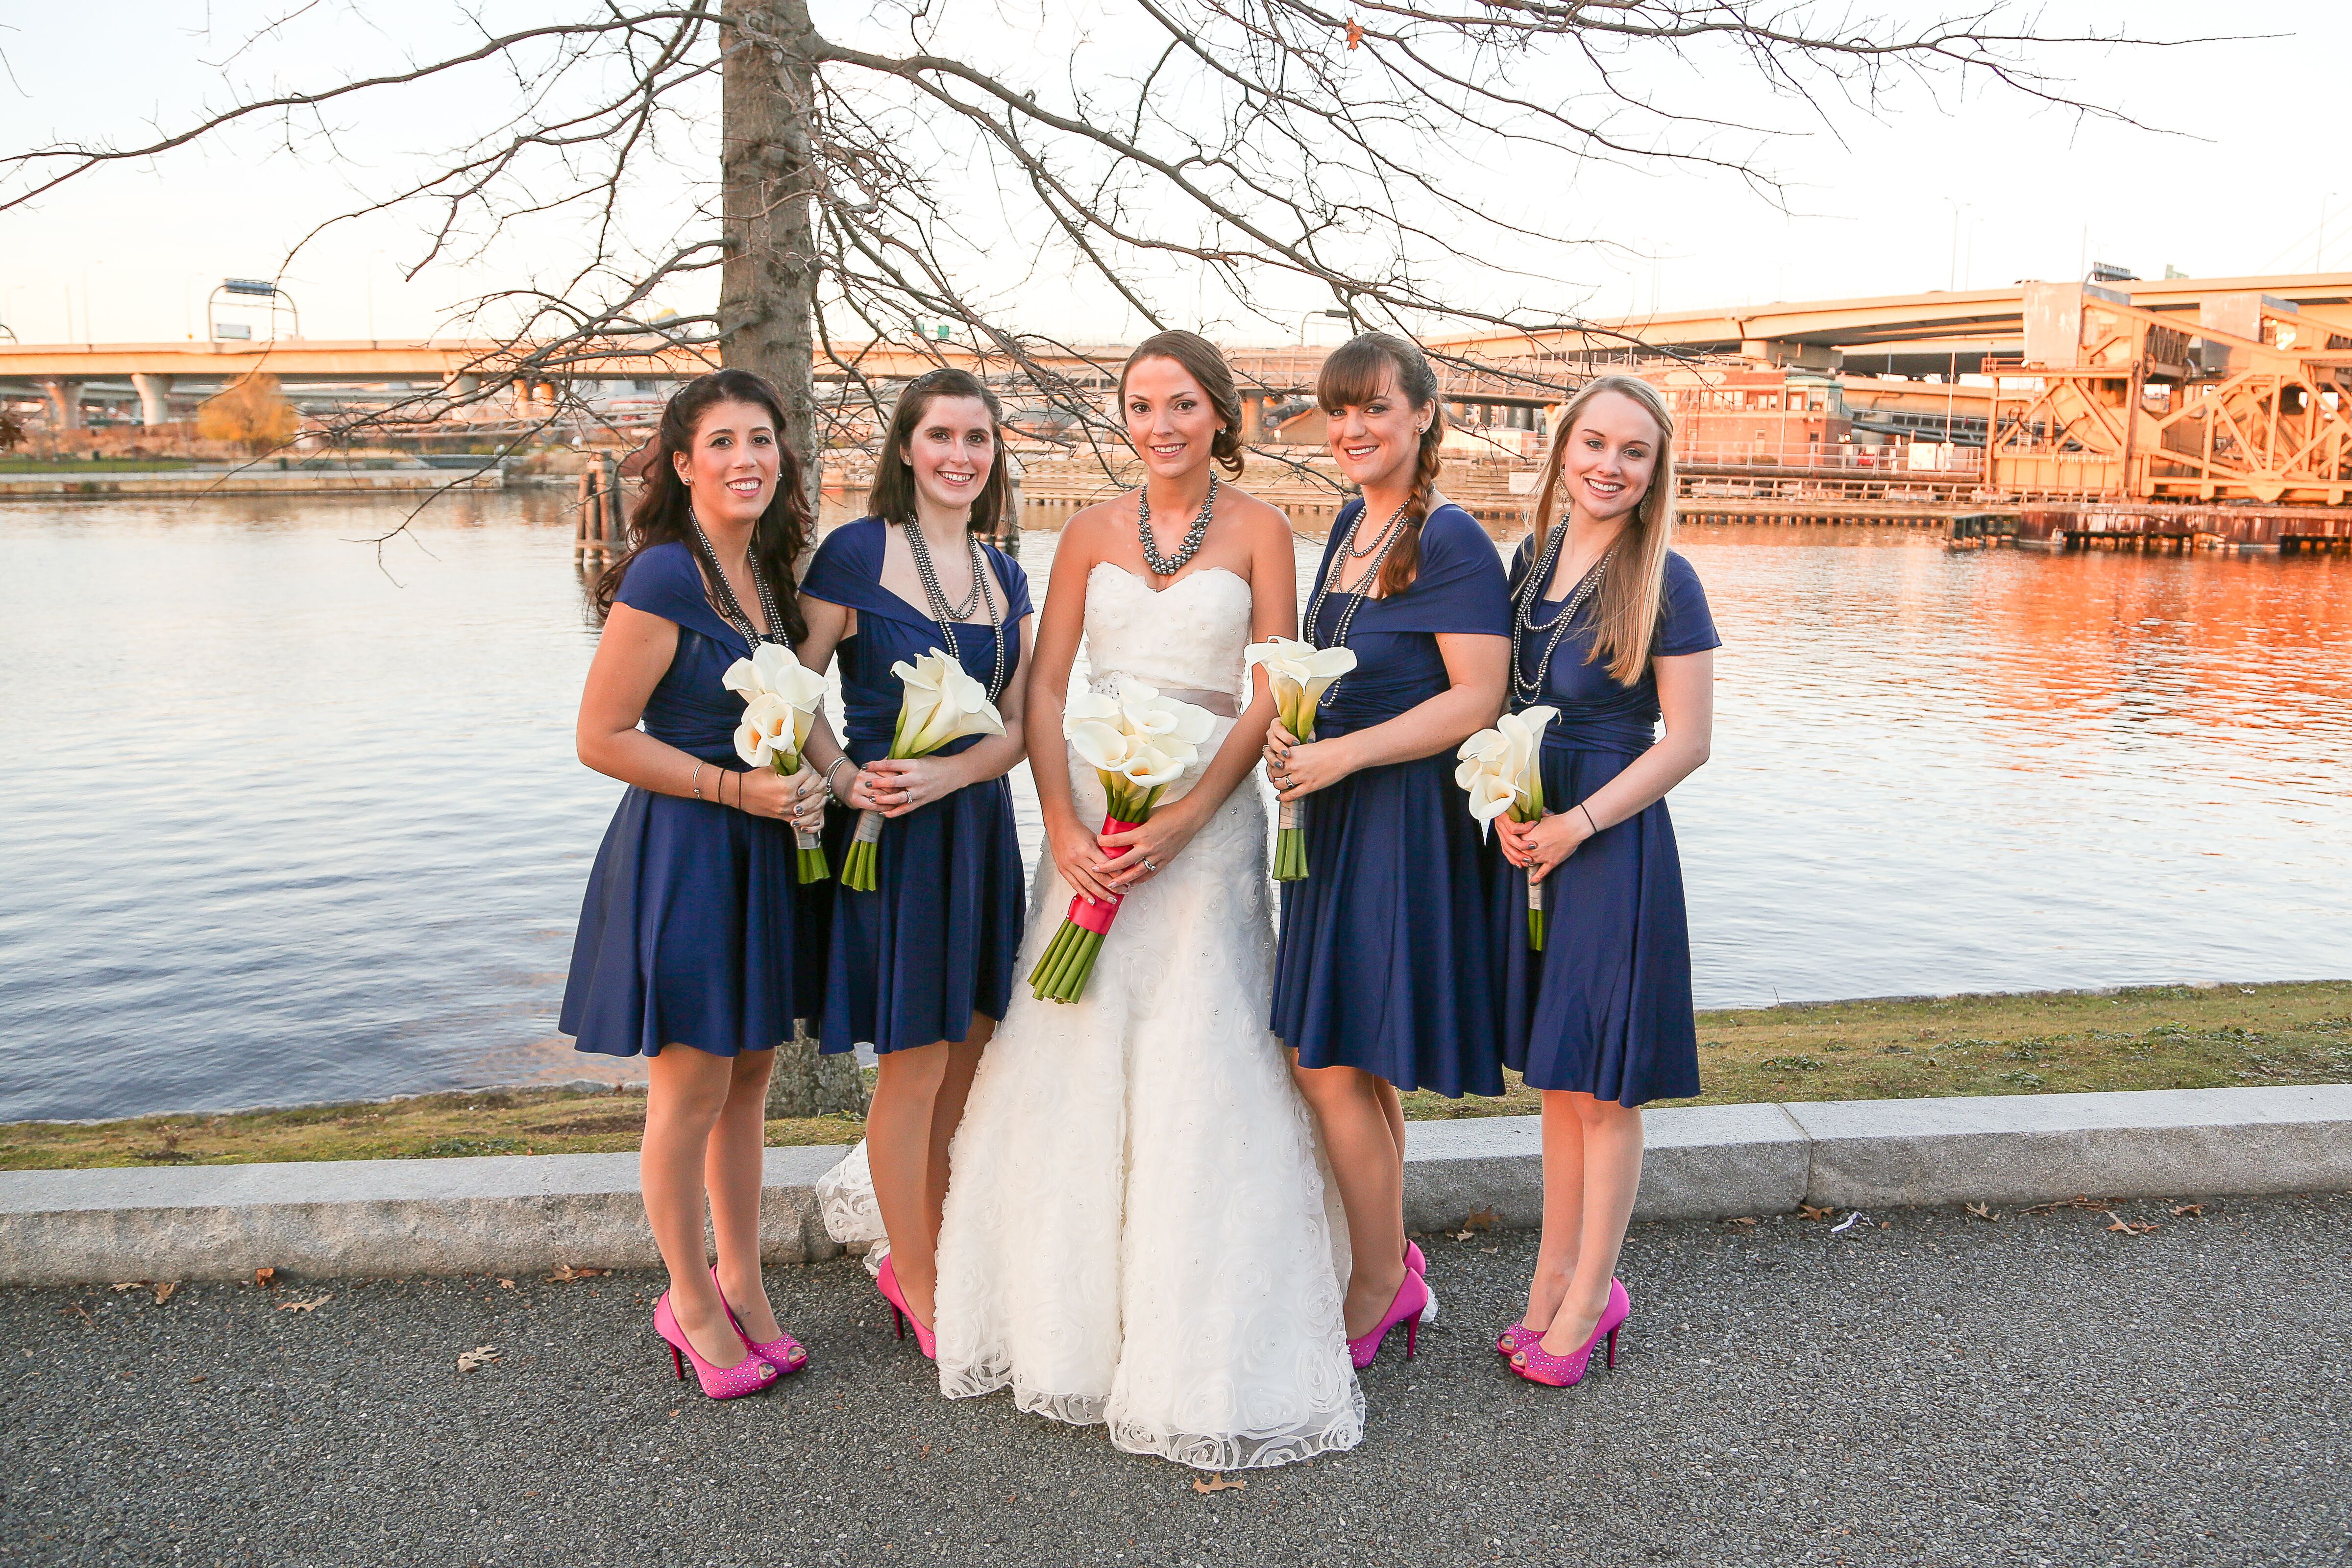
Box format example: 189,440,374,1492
1088,561,1249,597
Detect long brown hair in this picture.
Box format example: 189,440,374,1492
1318,331,1444,597
866,368,1015,533
592,368,812,642
1525,373,1679,686
1118,330,1247,478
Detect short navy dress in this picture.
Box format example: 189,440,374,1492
803,518,1030,1057
1271,501,1513,1097
1501,544,1720,1105
561,541,830,1058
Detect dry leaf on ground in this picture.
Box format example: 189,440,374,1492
546,1265,608,1282
1192,1476,1246,1494
110,1281,146,1293
276,1295,331,1313
2105,1213,2159,1235
1799,1204,1834,1222
152,1282,178,1305
252,1267,277,1289
2172,1203,2205,1217
1965,1203,1999,1222
1460,1208,1499,1233
456,1345,500,1373
1724,1216,1758,1226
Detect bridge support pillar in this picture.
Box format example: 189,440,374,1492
38,379,85,430
130,373,174,428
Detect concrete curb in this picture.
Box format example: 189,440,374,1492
3,1086,2347,1285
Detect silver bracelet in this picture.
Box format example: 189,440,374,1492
824,755,855,803
690,760,706,801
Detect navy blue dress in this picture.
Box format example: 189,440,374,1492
561,541,830,1058
803,518,1030,1057
1271,501,1513,1097
1501,544,1720,1105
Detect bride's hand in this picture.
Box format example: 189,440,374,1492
1098,803,1202,892
1048,815,1121,905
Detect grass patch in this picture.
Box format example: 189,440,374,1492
4,982,2346,1169
0,458,196,473
1394,978,2352,1122
0,1081,868,1172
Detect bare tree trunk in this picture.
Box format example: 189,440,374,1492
724,0,864,1120
720,0,820,485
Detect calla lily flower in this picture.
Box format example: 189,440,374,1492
735,691,797,769
1068,720,1134,774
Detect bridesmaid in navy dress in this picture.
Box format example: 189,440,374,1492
1491,373,1719,1389
1262,333,1510,1366
796,368,1034,1352
563,370,832,1399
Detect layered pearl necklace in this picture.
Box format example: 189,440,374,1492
1301,496,1413,707
687,509,790,652
1509,519,1614,708
1136,475,1219,578
900,517,1008,703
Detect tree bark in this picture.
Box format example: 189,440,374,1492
724,0,864,1119
720,0,821,486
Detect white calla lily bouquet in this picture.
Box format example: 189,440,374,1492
1456,706,1560,948
841,647,1006,891
724,643,833,883
1242,637,1358,881
1028,678,1218,1003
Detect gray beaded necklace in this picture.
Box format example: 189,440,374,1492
1136,476,1219,578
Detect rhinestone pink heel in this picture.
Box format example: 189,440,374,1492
1347,1268,1430,1371
1497,1275,1624,1358
711,1265,808,1377
655,1291,778,1399
1509,1278,1630,1389
876,1253,937,1360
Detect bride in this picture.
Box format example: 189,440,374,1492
929,331,1364,1468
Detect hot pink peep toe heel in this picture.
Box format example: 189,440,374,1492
1347,1268,1431,1370
1496,1275,1625,1359
711,1265,808,1377
654,1291,778,1400
876,1253,937,1360
1508,1278,1631,1389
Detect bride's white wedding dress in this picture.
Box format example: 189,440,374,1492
931,562,1364,1470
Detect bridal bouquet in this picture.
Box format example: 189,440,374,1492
1029,679,1218,1003
1243,637,1357,881
724,643,833,883
841,648,1007,892
1456,706,1560,948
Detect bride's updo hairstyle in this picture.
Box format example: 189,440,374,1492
1119,330,1247,478
592,368,811,641
1317,331,1445,597
867,367,1016,534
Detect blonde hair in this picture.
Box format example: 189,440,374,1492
1526,374,1678,686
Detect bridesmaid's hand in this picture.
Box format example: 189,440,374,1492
1098,802,1203,891
863,756,964,819
787,766,828,834
1049,816,1121,905
1265,721,1351,803
734,766,802,823
1498,809,1593,883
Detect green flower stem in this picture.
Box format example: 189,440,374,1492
797,845,831,884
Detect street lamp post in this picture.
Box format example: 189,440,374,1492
1297,308,1349,345
207,277,302,343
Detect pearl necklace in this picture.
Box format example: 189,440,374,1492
687,510,789,652
1301,497,1412,707
1509,520,1614,708
900,518,1008,703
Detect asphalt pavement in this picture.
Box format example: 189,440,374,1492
2,1192,2345,1568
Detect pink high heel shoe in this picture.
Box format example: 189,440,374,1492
876,1254,937,1360
654,1291,778,1400
1509,1278,1631,1389
711,1265,808,1377
1497,1276,1624,1358
1347,1268,1430,1370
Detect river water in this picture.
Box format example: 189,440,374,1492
2,493,2346,1121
